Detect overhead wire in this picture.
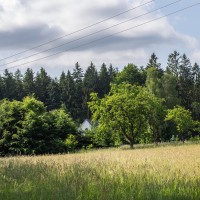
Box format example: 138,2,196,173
0,0,154,62
0,2,199,71
0,0,182,68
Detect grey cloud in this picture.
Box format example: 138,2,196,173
0,24,63,51
81,4,129,20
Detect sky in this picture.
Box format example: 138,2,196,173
0,0,199,78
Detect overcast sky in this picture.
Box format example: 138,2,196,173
0,0,199,78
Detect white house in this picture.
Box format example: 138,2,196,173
79,119,98,132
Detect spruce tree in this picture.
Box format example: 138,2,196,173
14,69,23,101
179,54,193,109
167,51,181,81
0,75,4,100
47,78,60,111
72,63,84,123
2,69,16,100
83,62,99,118
98,63,110,98
35,67,51,106
23,68,35,97
146,53,164,78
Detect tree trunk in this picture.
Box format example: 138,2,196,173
182,134,184,143
130,140,134,149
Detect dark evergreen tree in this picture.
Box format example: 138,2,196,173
59,71,67,103
179,54,193,109
98,63,110,98
47,78,60,111
192,63,200,105
2,69,16,100
0,75,4,100
108,64,117,83
72,63,84,123
167,51,181,81
65,70,76,118
23,68,35,97
14,69,23,101
146,53,164,78
72,62,83,84
35,67,51,106
83,62,99,118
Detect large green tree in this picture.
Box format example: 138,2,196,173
88,83,152,148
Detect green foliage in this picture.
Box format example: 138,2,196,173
145,68,180,109
189,135,200,141
146,53,164,78
65,134,78,152
0,97,77,156
114,64,145,86
165,105,199,142
147,95,166,143
89,83,153,148
145,68,161,97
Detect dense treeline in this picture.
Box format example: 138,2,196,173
0,62,117,123
0,50,200,153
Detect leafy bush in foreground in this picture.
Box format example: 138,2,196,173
0,97,77,156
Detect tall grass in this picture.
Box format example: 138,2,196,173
0,144,200,200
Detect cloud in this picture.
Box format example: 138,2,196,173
0,0,198,75
191,50,200,63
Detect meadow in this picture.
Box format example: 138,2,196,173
0,143,200,200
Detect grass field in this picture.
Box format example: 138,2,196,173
0,143,200,200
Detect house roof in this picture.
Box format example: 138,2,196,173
84,119,99,127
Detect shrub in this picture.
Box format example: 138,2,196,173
189,135,200,141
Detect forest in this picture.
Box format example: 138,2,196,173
0,50,200,155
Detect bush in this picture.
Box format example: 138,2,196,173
0,97,78,156
189,135,200,142
64,134,78,152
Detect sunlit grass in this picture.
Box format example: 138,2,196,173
0,144,200,199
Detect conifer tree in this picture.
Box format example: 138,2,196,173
98,63,110,98
65,70,76,118
146,53,164,78
179,54,193,109
23,68,35,97
2,69,16,100
83,62,99,118
72,63,84,123
47,78,60,111
0,75,4,100
14,69,23,101
35,67,51,106
167,51,181,81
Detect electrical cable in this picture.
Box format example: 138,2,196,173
0,2,199,71
0,0,154,62
0,0,182,68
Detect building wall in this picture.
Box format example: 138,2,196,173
81,120,91,131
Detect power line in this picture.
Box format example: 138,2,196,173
0,0,182,68
0,0,154,62
1,2,199,71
